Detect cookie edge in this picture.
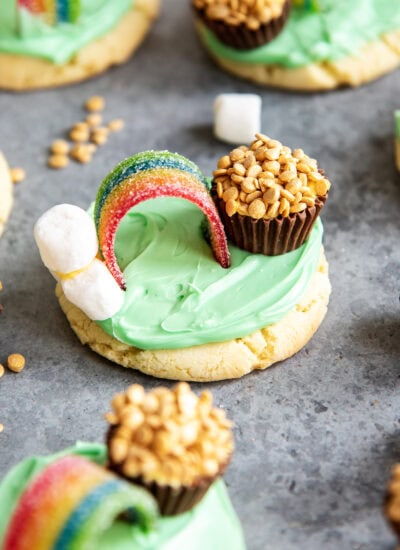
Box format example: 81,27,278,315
56,249,331,382
0,0,160,91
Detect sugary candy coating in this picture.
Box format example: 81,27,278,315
2,455,157,550
94,151,231,289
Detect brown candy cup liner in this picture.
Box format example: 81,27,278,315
107,428,230,516
126,476,216,516
213,191,327,255
195,0,291,50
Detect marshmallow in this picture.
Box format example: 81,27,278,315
214,93,262,145
62,259,124,321
34,204,98,274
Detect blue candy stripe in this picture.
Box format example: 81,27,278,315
94,152,208,227
53,480,122,550
56,0,68,22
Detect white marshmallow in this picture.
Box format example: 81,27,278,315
62,259,124,321
34,204,98,274
214,93,262,145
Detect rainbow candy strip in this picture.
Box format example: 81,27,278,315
2,456,157,550
17,0,81,24
94,151,231,289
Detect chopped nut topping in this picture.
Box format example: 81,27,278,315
214,134,331,220
106,383,234,488
193,0,286,29
7,353,25,373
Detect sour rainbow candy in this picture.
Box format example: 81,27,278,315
2,456,157,550
17,0,81,24
94,151,231,289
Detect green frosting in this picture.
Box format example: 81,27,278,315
0,0,132,64
0,443,246,550
97,197,323,350
200,0,400,68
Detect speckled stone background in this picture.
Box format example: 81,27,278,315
0,1,400,549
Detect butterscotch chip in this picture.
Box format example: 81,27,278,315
110,437,129,463
10,167,26,184
70,145,93,164
85,95,105,112
69,127,90,143
51,139,70,155
222,187,239,202
0,424,3,433
290,202,307,213
108,119,125,132
248,198,266,219
91,128,109,146
267,201,280,218
86,113,102,127
7,353,25,373
233,162,246,177
213,168,228,178
315,179,331,196
246,190,262,204
48,154,69,170
241,177,257,193
226,199,238,217
263,187,280,204
230,148,245,162
217,155,231,169
0,364,4,378
247,164,262,178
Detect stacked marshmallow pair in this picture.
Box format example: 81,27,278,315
34,204,124,321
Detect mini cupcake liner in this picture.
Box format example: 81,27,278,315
213,191,327,255
195,0,291,50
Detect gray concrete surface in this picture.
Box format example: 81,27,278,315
0,1,400,549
